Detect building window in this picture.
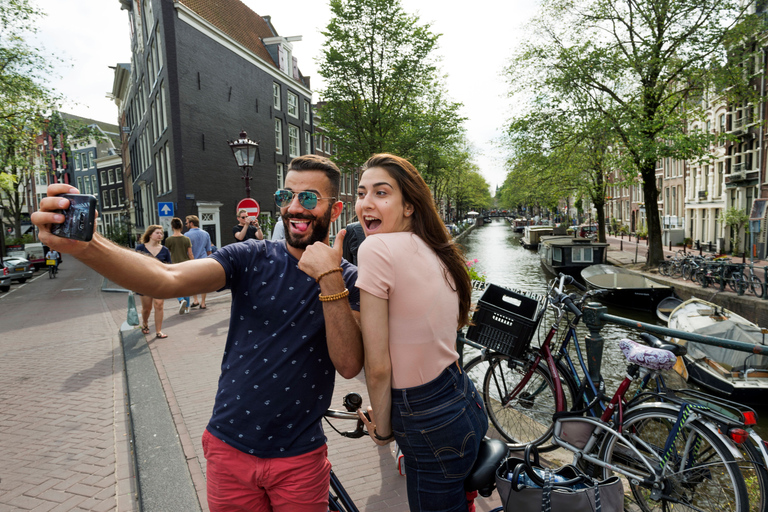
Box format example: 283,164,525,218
304,101,310,124
572,247,594,263
288,125,299,157
275,119,283,154
277,162,284,190
304,131,311,155
287,92,298,118
273,83,281,110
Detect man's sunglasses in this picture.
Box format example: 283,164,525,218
274,189,336,210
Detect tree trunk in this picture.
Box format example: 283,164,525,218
641,162,664,267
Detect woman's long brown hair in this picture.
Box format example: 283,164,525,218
361,154,471,328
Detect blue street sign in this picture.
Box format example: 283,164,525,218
158,202,174,217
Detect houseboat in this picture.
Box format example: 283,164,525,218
538,236,608,277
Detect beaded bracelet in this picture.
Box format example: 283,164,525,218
318,288,350,302
316,267,343,283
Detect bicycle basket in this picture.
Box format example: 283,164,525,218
466,284,544,358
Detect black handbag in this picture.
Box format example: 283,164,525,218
495,446,623,512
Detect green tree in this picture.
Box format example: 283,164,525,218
317,0,464,170
0,0,60,238
720,207,749,255
506,0,761,267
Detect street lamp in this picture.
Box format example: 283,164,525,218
227,131,260,198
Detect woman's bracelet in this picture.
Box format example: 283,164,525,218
373,428,394,441
318,288,349,302
316,267,343,283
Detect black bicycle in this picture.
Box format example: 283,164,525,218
324,392,509,511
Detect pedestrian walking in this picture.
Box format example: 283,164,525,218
165,217,194,314
185,215,212,309
134,225,172,339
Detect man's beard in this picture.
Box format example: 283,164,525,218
283,207,333,250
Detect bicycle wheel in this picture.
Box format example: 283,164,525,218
479,354,575,451
749,275,763,297
599,406,749,512
740,434,768,512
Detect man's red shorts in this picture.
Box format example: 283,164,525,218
202,429,331,512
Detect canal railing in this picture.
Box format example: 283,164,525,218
581,302,768,383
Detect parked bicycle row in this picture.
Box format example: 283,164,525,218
454,274,768,512
658,251,767,297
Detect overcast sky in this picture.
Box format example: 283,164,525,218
33,0,539,191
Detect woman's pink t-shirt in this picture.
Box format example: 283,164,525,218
355,232,459,389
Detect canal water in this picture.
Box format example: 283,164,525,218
459,219,768,435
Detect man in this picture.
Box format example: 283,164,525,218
271,213,285,241
165,217,194,315
185,215,212,309
233,209,264,241
32,154,362,511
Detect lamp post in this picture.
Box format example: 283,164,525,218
227,131,260,198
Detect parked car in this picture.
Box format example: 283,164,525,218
0,267,10,292
2,256,34,283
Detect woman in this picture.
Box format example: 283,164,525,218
355,154,488,512
135,225,172,338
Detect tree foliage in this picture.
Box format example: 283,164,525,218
0,0,60,238
317,0,467,177
505,0,762,266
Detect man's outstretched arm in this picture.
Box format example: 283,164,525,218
32,185,226,298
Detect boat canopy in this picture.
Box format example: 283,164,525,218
688,320,768,372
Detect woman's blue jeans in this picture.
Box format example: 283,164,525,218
391,362,488,512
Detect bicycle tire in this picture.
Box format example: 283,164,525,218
749,275,763,297
599,406,749,512
739,434,768,512
472,354,576,451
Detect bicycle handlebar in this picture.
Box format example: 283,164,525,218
324,392,369,439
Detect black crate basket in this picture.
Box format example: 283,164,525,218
466,284,545,358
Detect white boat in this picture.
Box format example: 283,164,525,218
667,298,768,405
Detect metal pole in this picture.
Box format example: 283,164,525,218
582,303,607,383
244,166,252,198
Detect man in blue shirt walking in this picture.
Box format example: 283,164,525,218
185,215,212,309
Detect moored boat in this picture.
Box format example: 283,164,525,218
538,236,608,278
667,298,768,405
580,264,674,311
656,296,683,322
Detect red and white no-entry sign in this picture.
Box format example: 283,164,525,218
237,198,260,218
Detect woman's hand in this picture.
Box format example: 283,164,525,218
357,406,394,446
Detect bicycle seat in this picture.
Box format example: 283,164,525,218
619,339,677,371
464,438,508,497
638,332,687,356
